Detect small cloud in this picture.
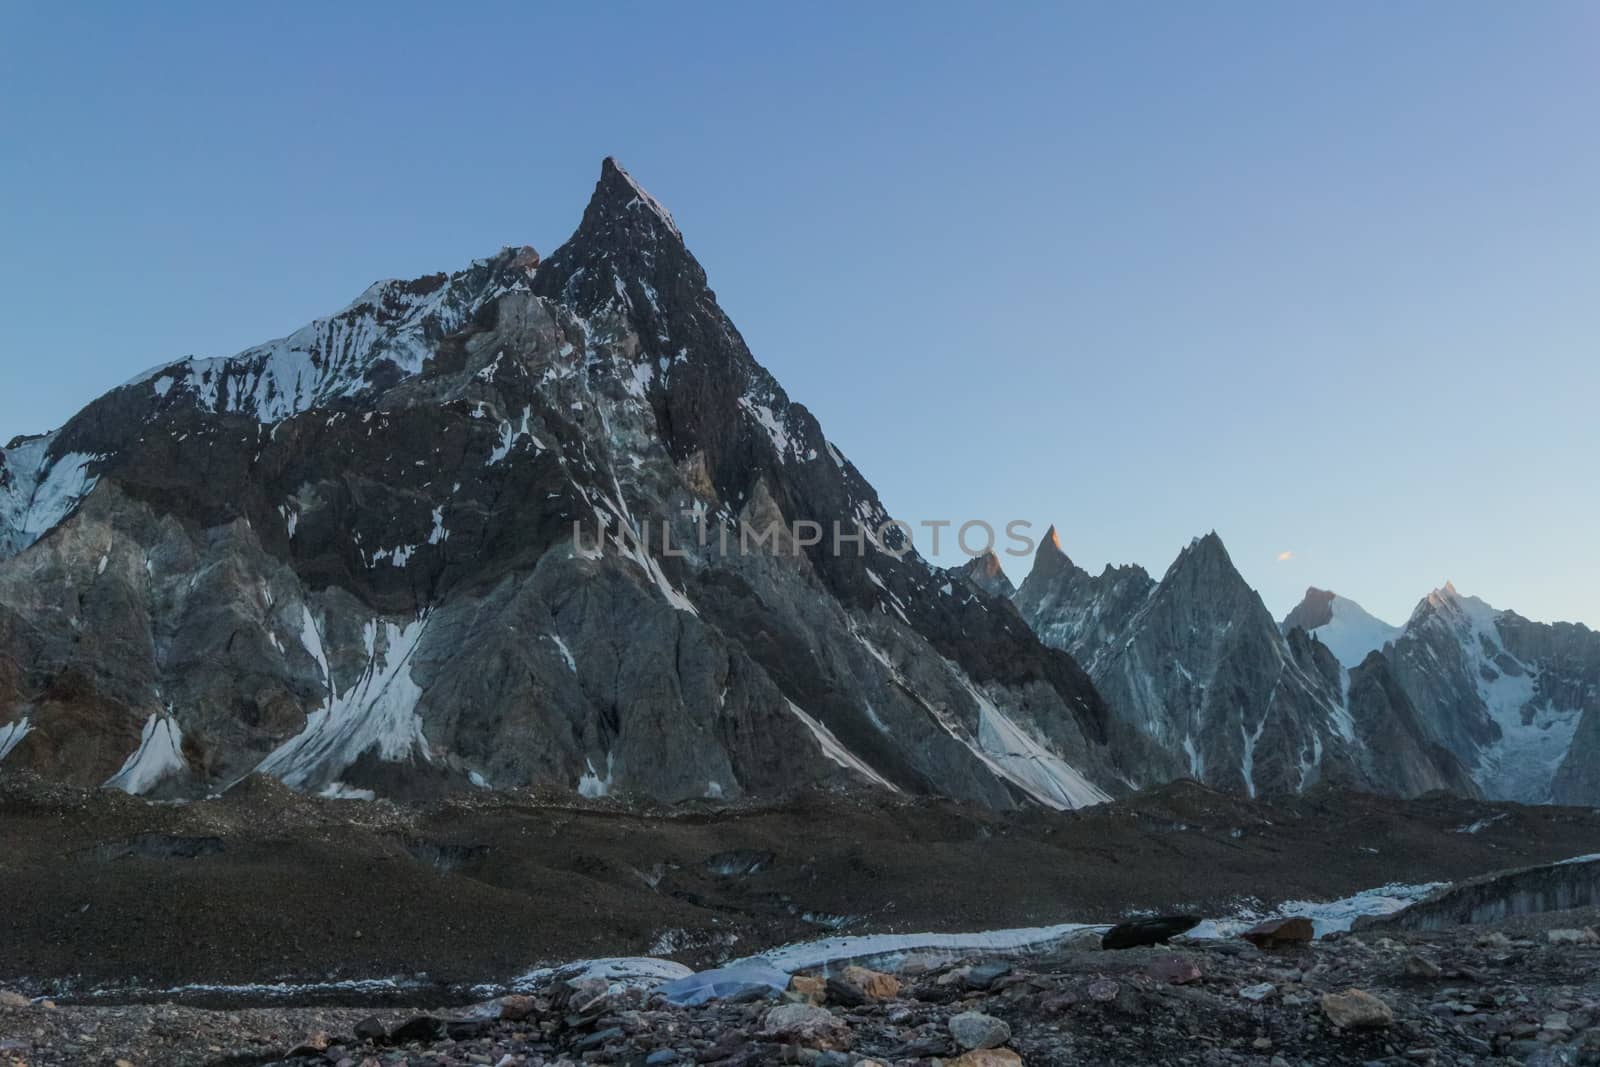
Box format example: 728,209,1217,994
1276,550,1294,562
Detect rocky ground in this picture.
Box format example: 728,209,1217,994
3,908,1598,1066
3,773,1599,1065
3,773,1599,998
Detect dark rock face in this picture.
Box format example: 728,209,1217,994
1014,532,1469,799
1385,585,1600,804
954,551,1016,600
1344,651,1480,798
1282,587,1337,633
0,159,1137,808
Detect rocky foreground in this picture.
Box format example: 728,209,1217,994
4,909,1598,1067
6,774,1600,996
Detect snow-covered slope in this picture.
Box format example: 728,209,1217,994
1386,584,1596,804
1281,588,1402,668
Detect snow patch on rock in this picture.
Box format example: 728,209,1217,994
104,714,189,794
0,717,32,763
253,617,431,792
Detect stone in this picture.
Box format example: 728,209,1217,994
496,995,538,1021
387,1016,445,1044
1541,1012,1572,1035
790,975,827,1005
1322,989,1394,1030
353,1017,388,1043
0,992,29,1008
1102,916,1202,949
287,1031,332,1056
575,1026,624,1051
948,1011,1012,1051
1041,991,1080,1014
1087,979,1120,1003
963,961,1013,990
840,966,900,1000
1146,956,1202,985
1546,928,1599,946
824,976,867,1007
1403,954,1443,979
948,1052,1023,1067
761,1003,851,1050
1240,917,1316,949
1240,983,1276,1002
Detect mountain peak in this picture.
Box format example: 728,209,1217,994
590,156,683,241
536,158,707,323
1022,524,1079,587
1177,530,1230,564
956,550,1016,599
1282,586,1337,632
1282,587,1400,666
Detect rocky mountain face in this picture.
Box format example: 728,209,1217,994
953,551,1016,599
1013,532,1474,799
1281,587,1403,668
1385,584,1600,805
0,159,1155,809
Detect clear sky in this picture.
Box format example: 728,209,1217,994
2,3,1596,627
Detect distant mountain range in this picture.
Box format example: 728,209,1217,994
1011,534,1597,805
1,159,1594,808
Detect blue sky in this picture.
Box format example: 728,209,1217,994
2,3,1596,627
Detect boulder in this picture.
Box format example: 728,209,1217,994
1547,928,1600,945
840,966,901,1000
963,961,1013,989
353,1016,388,1043
789,974,827,1005
1402,954,1442,979
286,1031,331,1056
0,992,29,1008
949,1052,1023,1067
1240,917,1315,948
1102,915,1201,949
387,1016,445,1044
949,1011,1012,1050
824,976,867,1007
1087,978,1120,1002
1322,988,1394,1030
761,1003,851,1050
495,995,538,1021
1146,956,1202,985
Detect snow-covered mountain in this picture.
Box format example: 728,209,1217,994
1,159,1588,813
1012,532,1473,799
1281,588,1402,668
1385,583,1599,805
0,159,1148,809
